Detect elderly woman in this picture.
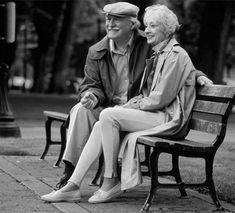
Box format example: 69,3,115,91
42,4,203,204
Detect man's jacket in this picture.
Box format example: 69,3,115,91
78,30,152,107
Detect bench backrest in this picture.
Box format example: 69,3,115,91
189,85,235,149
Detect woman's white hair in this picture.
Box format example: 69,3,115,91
144,4,180,37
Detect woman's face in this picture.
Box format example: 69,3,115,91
144,13,166,46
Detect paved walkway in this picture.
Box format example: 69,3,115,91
0,154,234,213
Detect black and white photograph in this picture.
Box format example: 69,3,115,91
0,0,235,212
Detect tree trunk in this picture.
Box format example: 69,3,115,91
196,0,233,83
47,0,81,93
31,0,66,92
31,46,46,92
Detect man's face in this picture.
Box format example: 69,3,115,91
105,14,133,42
144,13,166,46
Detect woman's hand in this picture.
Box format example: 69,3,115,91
197,76,213,86
122,95,143,109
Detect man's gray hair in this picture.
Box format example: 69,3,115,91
129,17,141,30
144,4,180,37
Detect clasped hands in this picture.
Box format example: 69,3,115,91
121,95,143,109
81,92,98,110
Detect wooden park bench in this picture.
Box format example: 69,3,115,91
137,85,235,212
40,85,235,212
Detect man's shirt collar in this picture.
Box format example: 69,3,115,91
110,33,134,55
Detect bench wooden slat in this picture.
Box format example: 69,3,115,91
197,85,235,98
192,100,229,115
43,111,68,121
138,135,211,149
189,118,223,134
138,136,176,147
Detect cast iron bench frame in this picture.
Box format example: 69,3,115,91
40,111,68,167
137,85,235,212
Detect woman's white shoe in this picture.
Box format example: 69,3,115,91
88,183,122,203
41,189,81,202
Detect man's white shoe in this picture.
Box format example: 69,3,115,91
41,189,81,202
88,183,122,203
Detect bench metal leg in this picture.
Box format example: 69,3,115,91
40,118,53,159
141,146,151,176
141,149,160,212
172,154,187,197
141,146,151,167
53,123,67,167
206,156,222,209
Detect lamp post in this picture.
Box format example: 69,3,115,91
0,1,21,137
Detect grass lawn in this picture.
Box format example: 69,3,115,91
1,92,235,205
0,137,61,157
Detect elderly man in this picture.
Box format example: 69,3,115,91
56,2,212,189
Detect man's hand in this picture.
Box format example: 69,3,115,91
80,92,98,110
197,76,213,86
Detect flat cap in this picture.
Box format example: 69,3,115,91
103,2,139,18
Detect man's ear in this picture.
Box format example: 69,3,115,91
131,22,135,30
